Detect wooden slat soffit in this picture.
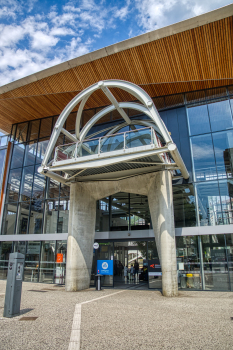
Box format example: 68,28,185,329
0,16,233,133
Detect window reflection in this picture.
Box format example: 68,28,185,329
196,182,222,226
187,104,210,136
24,141,37,166
176,236,202,289
24,241,40,282
2,203,17,235
173,185,196,227
11,143,25,169
16,202,30,234
191,134,217,181
201,234,230,291
212,130,233,179
208,100,232,132
0,242,13,279
40,241,55,283
44,199,59,233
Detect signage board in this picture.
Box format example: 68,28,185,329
97,260,113,275
148,259,162,276
56,253,63,263
93,242,99,250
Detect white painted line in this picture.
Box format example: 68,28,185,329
68,290,125,350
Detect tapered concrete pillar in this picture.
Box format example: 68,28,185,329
66,182,96,291
148,171,178,297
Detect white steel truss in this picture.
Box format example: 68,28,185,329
38,80,189,183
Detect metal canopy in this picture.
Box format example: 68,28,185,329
38,80,189,183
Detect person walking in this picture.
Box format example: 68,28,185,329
130,264,134,281
134,261,139,281
124,265,128,283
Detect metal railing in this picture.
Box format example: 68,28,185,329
55,127,164,162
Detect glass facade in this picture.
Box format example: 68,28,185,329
0,85,233,290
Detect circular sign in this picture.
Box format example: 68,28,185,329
93,242,99,249
102,262,108,269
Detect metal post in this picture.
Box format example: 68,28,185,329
123,132,126,150
198,235,205,290
98,137,101,155
151,127,153,145
74,142,77,159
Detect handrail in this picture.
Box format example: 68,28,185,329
54,126,157,162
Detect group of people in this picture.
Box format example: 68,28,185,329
124,261,139,280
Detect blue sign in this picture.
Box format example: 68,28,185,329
97,260,113,275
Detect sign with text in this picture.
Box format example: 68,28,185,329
148,259,162,276
97,260,113,275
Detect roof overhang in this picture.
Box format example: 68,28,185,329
0,4,233,133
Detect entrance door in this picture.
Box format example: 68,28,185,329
114,241,148,288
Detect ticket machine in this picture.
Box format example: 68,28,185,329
3,252,25,318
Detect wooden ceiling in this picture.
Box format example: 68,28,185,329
0,11,233,133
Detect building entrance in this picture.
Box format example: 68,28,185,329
91,240,162,290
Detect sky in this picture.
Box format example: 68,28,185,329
0,0,232,87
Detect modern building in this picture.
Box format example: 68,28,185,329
0,4,233,295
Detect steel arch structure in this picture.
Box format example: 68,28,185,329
38,80,189,183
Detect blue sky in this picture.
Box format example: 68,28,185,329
0,0,232,87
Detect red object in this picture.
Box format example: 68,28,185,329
98,270,99,273
56,253,63,263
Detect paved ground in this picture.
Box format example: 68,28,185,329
0,280,233,350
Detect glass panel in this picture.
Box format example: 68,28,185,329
225,234,233,291
125,128,152,148
44,199,59,233
0,242,13,280
16,202,30,234
39,117,52,139
36,138,50,164
46,178,60,199
0,148,7,189
24,141,37,166
191,134,217,181
15,122,28,143
114,242,129,285
196,182,223,226
202,234,230,291
218,180,233,225
28,120,40,141
100,134,124,153
11,143,25,169
55,240,67,284
187,104,211,136
176,236,202,289
58,199,69,233
208,100,233,132
95,242,113,286
20,166,34,201
28,200,44,234
14,241,26,254
147,240,162,289
212,130,233,179
130,194,151,230
40,241,55,283
24,241,40,282
173,185,196,228
32,172,46,200
77,139,99,157
110,193,129,231
1,203,17,235
5,168,22,203
96,199,110,232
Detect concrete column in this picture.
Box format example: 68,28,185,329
148,171,178,297
66,182,96,291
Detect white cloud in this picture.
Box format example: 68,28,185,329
134,0,233,32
